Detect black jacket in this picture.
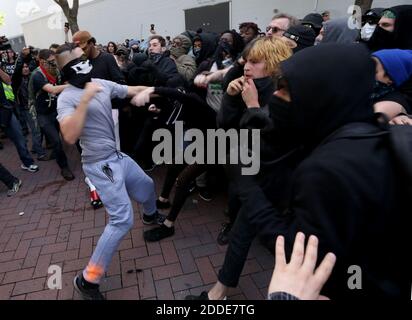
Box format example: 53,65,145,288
235,44,409,298
241,122,408,299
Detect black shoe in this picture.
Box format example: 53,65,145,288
217,222,232,246
61,167,75,181
38,152,55,161
156,199,171,210
144,224,175,242
142,211,166,225
198,187,212,202
185,291,209,300
73,275,105,300
7,180,22,197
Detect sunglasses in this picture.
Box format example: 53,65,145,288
266,26,286,34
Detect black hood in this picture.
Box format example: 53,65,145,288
195,32,219,66
390,5,412,49
279,43,376,149
367,5,412,51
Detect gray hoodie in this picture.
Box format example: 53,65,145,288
322,18,359,44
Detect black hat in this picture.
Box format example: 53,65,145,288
362,8,385,24
115,46,129,56
283,24,317,52
301,13,324,30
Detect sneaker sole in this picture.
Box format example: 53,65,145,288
199,194,212,202
73,276,96,301
21,166,39,173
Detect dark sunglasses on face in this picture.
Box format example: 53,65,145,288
266,26,286,34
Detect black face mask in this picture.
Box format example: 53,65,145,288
62,57,93,89
264,94,302,155
149,52,163,64
371,81,395,101
269,95,295,133
215,42,233,69
253,77,276,107
367,26,396,51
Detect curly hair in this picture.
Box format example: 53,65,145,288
239,22,261,36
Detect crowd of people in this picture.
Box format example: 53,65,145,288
0,5,411,300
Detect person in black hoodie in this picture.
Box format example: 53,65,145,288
216,37,292,245
367,5,412,51
187,44,409,300
192,32,219,67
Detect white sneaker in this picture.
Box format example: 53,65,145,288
21,164,39,173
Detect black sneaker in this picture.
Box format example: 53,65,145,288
142,211,166,225
156,199,171,210
185,291,209,300
73,275,105,300
198,187,212,202
217,222,232,246
7,180,22,197
61,167,75,181
144,224,175,242
185,291,227,300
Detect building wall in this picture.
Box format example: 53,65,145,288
21,0,412,49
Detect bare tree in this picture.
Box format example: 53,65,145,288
53,0,80,34
355,0,374,14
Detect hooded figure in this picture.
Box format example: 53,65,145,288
170,35,197,82
321,17,359,44
372,49,412,113
372,49,412,88
367,5,412,51
300,13,324,36
233,44,408,299
193,32,219,66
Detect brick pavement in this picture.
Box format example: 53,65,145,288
0,137,274,300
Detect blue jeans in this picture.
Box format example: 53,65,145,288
5,113,35,167
82,153,157,284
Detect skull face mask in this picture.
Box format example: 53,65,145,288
61,57,93,89
56,48,93,89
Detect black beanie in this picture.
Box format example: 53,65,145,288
283,25,317,52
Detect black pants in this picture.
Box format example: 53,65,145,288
0,163,17,189
161,163,209,222
133,116,158,165
224,164,242,224
216,156,298,288
37,112,68,169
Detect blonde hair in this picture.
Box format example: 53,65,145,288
246,37,292,75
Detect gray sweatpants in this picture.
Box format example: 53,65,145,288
81,152,157,284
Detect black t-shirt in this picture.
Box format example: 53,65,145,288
90,51,125,83
32,71,58,115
